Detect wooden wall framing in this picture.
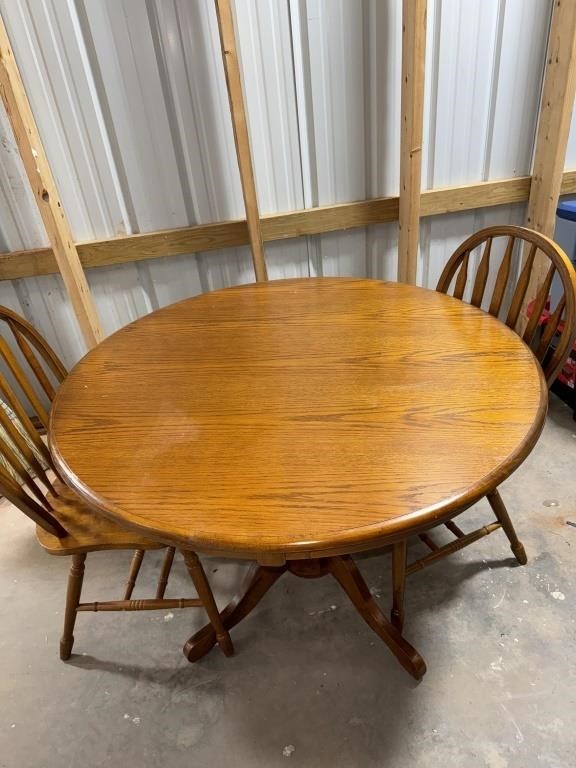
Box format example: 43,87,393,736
522,0,576,319
2,171,576,283
0,15,102,347
0,1,575,335
214,0,267,282
398,0,426,284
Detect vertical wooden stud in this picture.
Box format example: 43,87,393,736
0,15,102,348
523,0,576,313
398,0,427,284
214,0,268,282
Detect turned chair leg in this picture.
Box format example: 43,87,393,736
182,551,234,657
123,549,145,599
156,547,176,599
60,553,86,661
391,540,407,631
487,489,527,565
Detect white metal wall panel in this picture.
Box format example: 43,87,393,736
423,0,500,190
2,0,122,239
0,0,154,358
0,98,86,367
0,0,312,356
421,0,552,289
233,0,310,276
79,0,210,319
0,105,45,252
0,0,561,363
296,0,402,278
302,0,367,276
235,0,302,213
487,0,550,179
364,0,402,281
566,112,576,169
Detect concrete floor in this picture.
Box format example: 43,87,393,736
1,395,575,768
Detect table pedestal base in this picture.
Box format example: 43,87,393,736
184,555,426,680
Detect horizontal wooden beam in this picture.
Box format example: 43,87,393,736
2,170,576,282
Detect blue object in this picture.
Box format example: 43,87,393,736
551,200,576,307
556,199,576,222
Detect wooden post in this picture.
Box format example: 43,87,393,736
524,0,576,312
214,0,267,282
398,0,427,284
0,15,102,348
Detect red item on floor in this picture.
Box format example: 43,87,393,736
526,297,575,389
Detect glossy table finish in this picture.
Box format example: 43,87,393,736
50,278,547,677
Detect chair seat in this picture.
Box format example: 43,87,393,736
37,478,164,556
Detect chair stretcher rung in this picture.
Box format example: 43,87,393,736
418,533,439,551
445,520,465,538
407,522,502,576
77,598,202,612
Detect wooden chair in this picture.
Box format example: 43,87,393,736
389,225,576,632
0,306,233,660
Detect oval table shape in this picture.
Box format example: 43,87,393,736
49,278,547,679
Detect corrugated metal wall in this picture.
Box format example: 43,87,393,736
0,0,569,366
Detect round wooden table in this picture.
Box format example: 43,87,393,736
49,278,547,679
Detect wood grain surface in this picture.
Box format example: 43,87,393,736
398,0,426,284
49,278,547,563
214,0,267,282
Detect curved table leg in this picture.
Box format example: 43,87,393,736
329,555,426,680
183,555,426,680
183,562,286,662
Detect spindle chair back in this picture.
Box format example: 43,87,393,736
0,305,232,661
387,226,576,639
436,225,576,385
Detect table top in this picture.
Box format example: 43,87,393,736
49,278,547,562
